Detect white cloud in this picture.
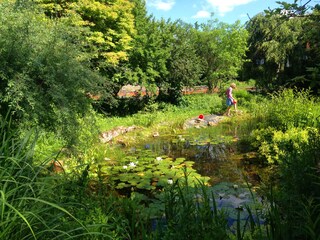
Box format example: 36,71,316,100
206,0,255,16
147,0,176,11
192,10,211,19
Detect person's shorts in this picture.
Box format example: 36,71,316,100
226,98,234,106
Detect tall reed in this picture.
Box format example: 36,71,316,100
0,113,115,239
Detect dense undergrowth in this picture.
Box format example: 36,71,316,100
1,82,320,239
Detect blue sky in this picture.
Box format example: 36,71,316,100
146,0,319,25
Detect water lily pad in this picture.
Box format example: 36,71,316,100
135,166,146,172
116,182,131,189
137,180,154,190
128,179,140,186
157,178,170,187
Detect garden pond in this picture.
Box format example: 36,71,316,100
97,117,267,190
91,116,270,226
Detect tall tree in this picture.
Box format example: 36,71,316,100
244,0,319,92
162,20,203,104
34,0,136,97
196,20,248,90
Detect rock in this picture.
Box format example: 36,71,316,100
153,132,160,137
100,126,137,143
183,114,226,129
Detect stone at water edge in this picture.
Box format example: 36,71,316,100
183,114,226,129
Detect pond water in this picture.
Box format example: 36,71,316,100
102,119,269,226
120,119,266,187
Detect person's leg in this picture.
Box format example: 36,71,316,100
225,98,233,116
227,106,231,116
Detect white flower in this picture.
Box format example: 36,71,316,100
167,179,173,184
156,157,162,161
123,165,128,169
104,157,111,161
129,162,136,167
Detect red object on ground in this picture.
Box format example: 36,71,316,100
198,114,204,119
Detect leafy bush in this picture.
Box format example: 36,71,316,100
252,89,319,131
233,89,255,106
260,128,320,240
0,1,109,143
251,127,310,164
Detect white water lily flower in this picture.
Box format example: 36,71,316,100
129,162,136,167
123,165,128,169
156,157,162,161
167,179,173,184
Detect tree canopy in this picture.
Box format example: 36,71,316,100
244,1,320,92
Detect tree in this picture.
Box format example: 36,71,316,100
0,1,109,141
195,20,248,91
162,20,203,104
244,0,319,92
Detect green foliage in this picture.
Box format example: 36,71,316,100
233,89,254,107
248,88,320,239
251,127,310,164
75,0,136,66
103,154,207,192
155,176,229,240
252,88,319,131
244,1,320,92
297,198,320,240
0,115,117,239
159,21,203,104
36,0,136,66
0,1,109,142
196,20,248,90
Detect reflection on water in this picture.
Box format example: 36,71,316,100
125,121,265,186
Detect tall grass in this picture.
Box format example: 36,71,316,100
152,175,229,240
0,114,123,239
249,88,320,131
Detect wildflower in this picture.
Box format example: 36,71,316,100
156,157,162,161
167,179,173,184
123,165,128,169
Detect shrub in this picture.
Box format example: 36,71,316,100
252,89,319,131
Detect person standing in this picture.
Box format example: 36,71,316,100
224,83,237,116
